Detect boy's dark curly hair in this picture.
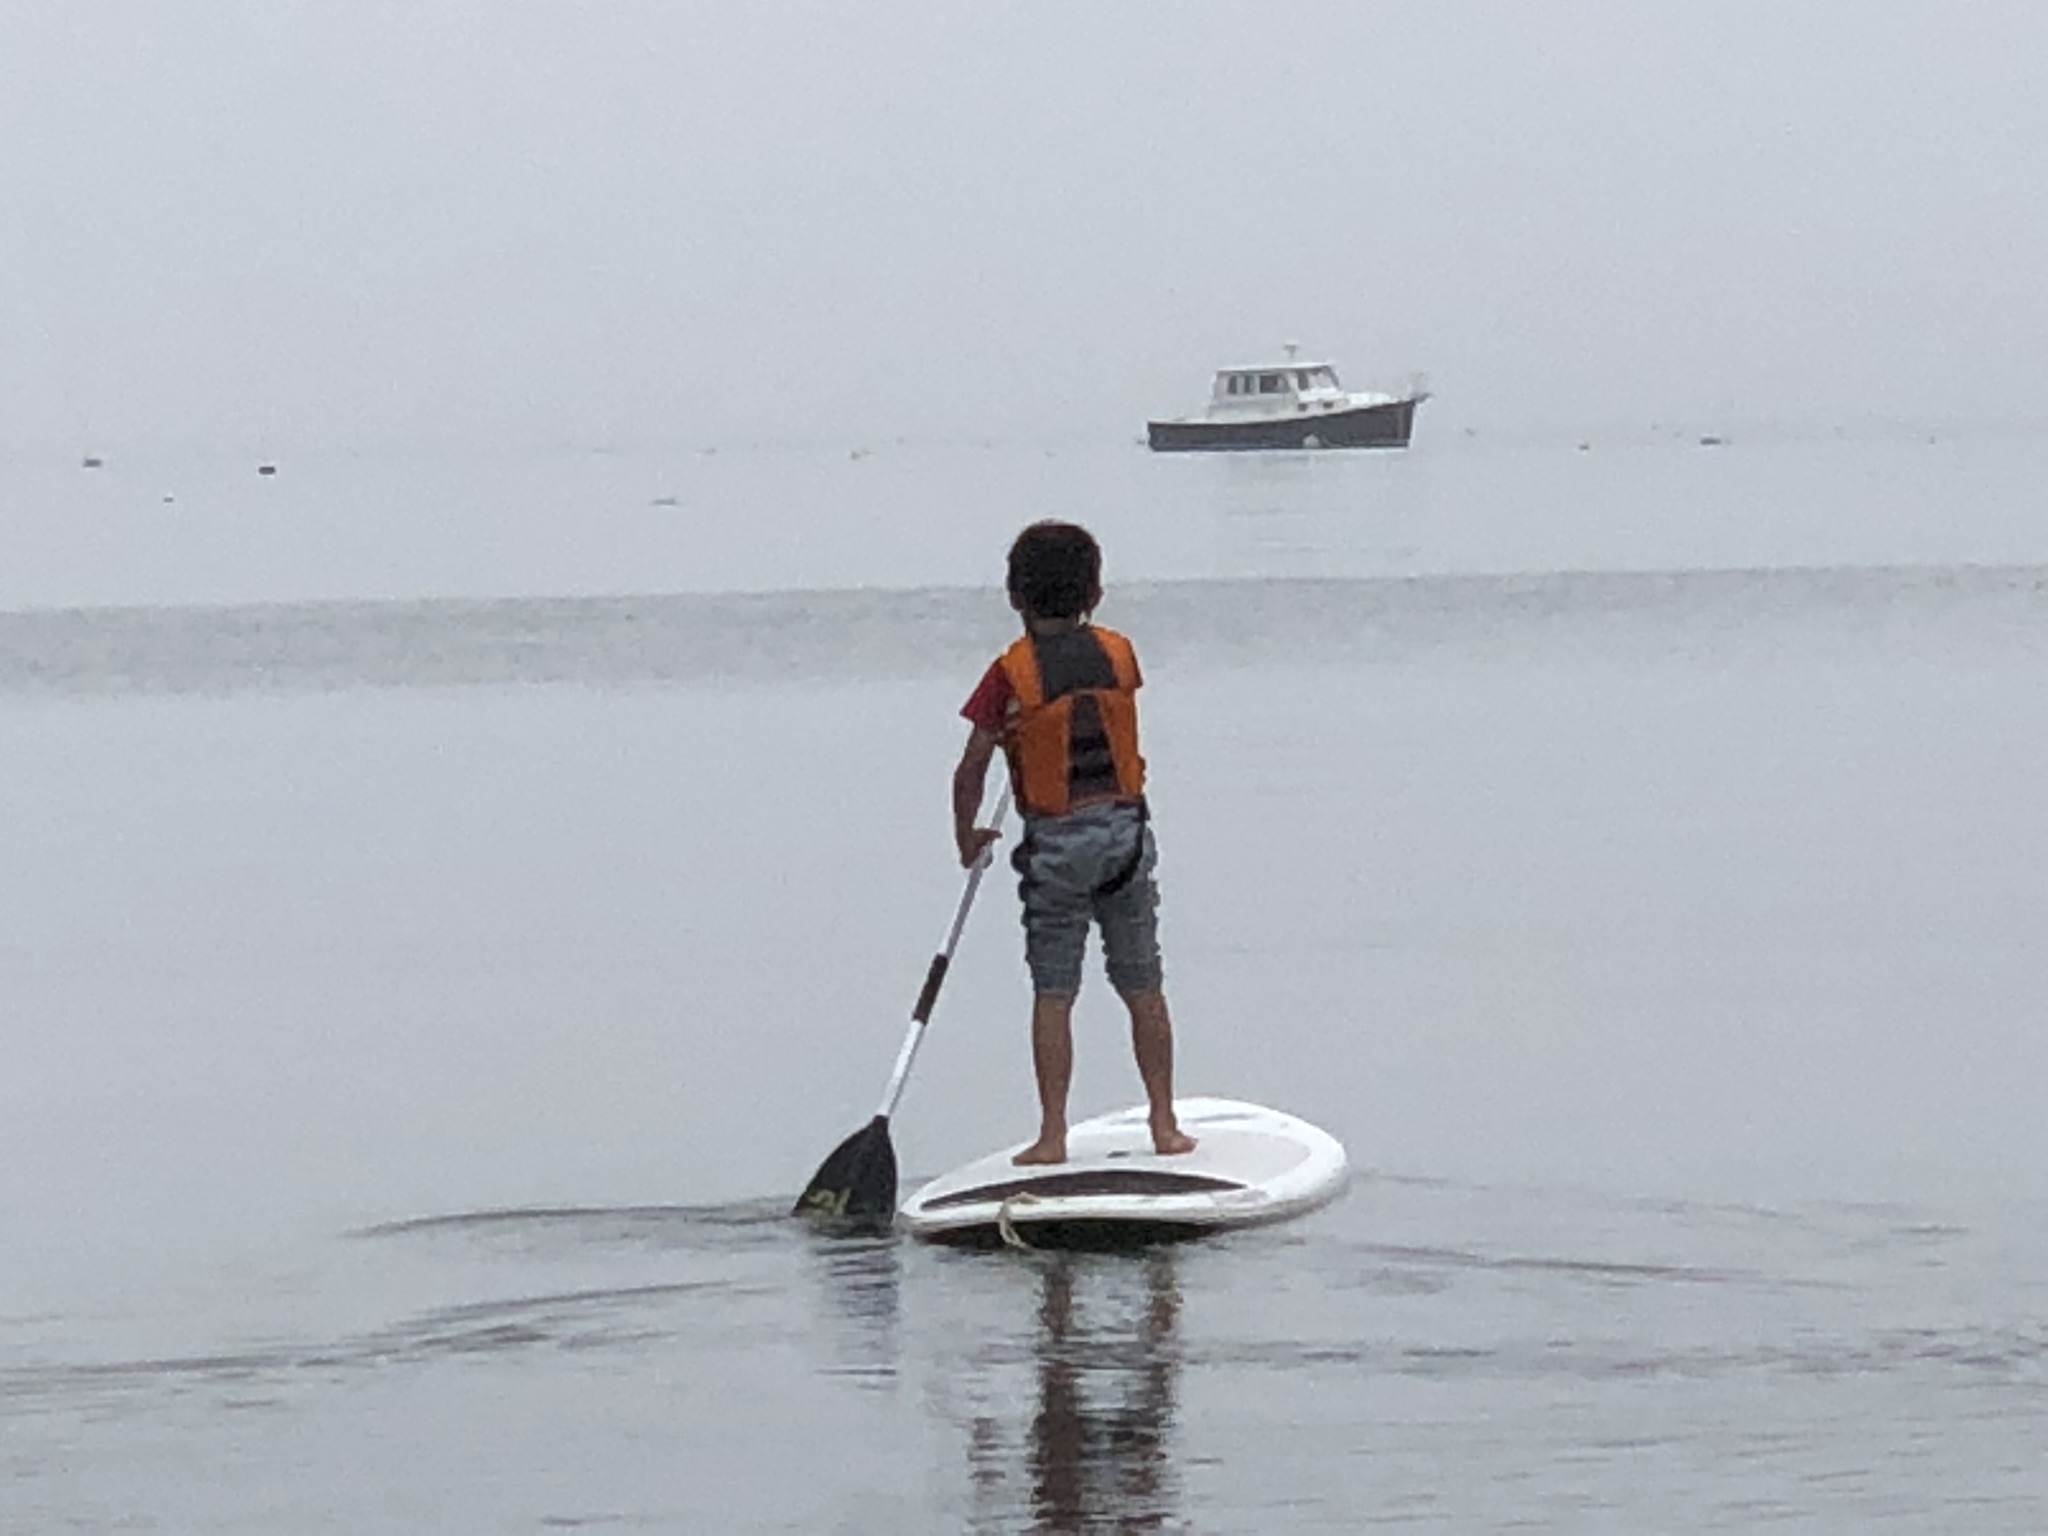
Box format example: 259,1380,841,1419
1006,521,1101,620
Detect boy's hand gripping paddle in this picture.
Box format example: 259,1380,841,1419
794,784,1011,1235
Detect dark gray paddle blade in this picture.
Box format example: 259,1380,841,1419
792,1115,897,1235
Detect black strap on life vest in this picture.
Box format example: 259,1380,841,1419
1010,799,1152,899
1093,799,1151,898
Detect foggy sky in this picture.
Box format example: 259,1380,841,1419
4,1,2045,453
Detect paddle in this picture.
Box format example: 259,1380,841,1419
793,783,1012,1235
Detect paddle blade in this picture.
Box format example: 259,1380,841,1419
792,1115,898,1235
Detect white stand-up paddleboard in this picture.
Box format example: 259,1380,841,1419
899,1098,1348,1247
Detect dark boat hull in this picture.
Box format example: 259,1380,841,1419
1147,395,1421,452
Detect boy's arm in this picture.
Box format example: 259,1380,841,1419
952,726,1004,868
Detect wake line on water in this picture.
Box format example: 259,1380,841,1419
3,561,2043,699
0,1278,764,1415
354,1197,790,1241
1190,1324,2048,1385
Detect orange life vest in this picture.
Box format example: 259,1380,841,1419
997,625,1147,817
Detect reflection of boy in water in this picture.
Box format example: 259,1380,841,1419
952,522,1196,1165
965,1254,1183,1530
1027,1255,1181,1530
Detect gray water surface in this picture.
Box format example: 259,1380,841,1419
5,1188,2043,1531
4,440,2044,1530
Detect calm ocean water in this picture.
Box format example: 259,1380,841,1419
3,434,2045,1530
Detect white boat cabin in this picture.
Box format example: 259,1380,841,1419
1203,356,1400,418
1214,362,1344,407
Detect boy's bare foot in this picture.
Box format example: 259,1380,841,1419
1012,1135,1067,1166
1151,1124,1197,1157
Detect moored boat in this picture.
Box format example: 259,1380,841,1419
1147,347,1426,452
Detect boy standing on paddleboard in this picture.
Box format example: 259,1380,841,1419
952,521,1197,1166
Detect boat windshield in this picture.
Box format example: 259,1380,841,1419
1219,372,1290,396
1216,367,1340,397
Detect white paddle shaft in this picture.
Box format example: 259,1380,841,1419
875,781,1011,1120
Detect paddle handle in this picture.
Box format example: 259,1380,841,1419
876,780,1011,1120
910,953,950,1025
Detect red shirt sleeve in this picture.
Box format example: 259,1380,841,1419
960,659,1013,735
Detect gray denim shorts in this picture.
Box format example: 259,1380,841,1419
1011,801,1163,998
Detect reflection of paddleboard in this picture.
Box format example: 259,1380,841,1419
899,1098,1349,1248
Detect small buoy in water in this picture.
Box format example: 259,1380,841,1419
650,495,680,508
257,463,277,476
1577,441,1591,452
81,455,104,469
162,493,175,504
1698,435,1726,447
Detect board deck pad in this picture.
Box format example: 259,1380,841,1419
899,1097,1348,1246
922,1169,1246,1210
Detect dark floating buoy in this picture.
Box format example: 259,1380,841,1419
1698,435,1726,447
82,454,104,469
1577,441,1591,452
257,463,278,476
